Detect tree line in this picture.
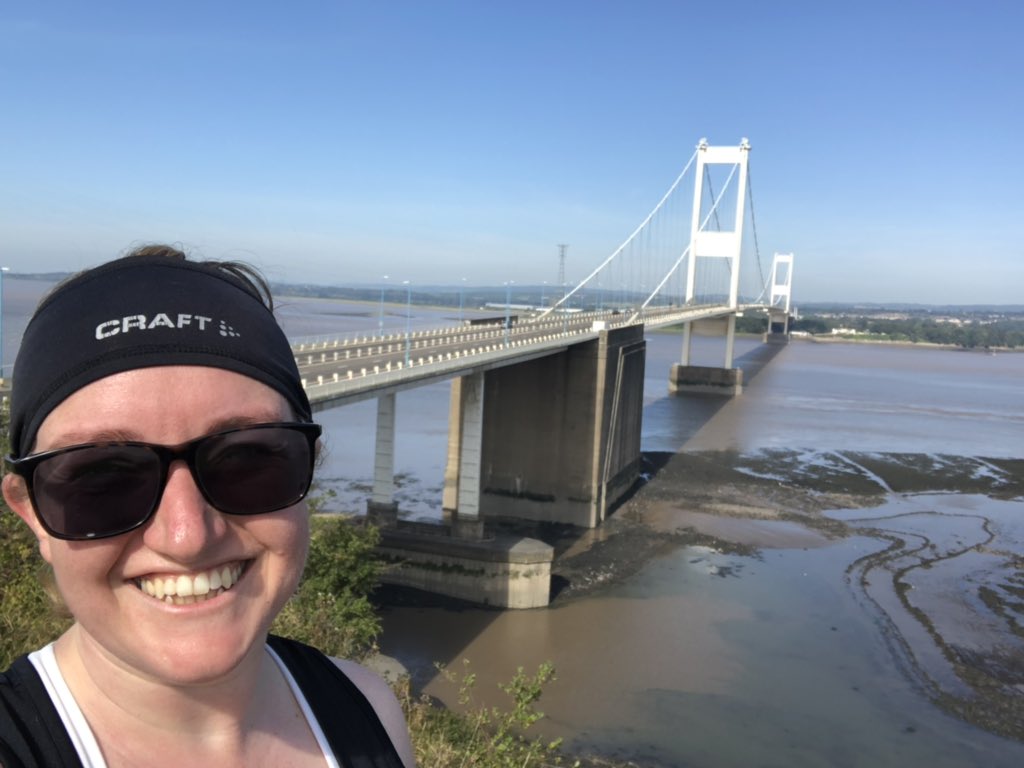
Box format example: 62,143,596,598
790,315,1024,349
733,312,1024,349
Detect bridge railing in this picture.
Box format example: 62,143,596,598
294,302,776,406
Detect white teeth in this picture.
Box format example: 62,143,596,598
138,564,243,604
193,573,210,596
176,575,193,597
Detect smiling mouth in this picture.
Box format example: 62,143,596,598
137,563,244,605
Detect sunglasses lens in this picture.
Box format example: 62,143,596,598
21,424,318,540
195,427,314,515
32,446,163,539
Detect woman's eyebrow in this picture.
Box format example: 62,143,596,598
38,413,289,450
40,428,140,449
204,412,292,433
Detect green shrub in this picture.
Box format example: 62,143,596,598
403,659,574,767
271,512,382,659
0,504,73,669
0,397,73,669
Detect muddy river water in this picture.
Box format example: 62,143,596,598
5,283,1023,766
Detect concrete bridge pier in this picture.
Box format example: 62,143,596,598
374,372,554,609
670,316,743,395
443,371,486,539
366,393,399,526
373,327,647,608
475,324,646,528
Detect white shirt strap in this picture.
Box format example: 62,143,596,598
28,644,107,768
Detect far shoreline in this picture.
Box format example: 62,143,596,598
793,334,1024,353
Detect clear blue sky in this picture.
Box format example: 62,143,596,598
2,1,1021,304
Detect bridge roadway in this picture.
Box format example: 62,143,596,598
294,302,752,409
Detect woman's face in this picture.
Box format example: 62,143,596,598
4,366,311,685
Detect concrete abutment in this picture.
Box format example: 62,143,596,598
376,528,554,609
669,364,744,395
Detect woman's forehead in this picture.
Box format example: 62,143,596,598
35,367,293,449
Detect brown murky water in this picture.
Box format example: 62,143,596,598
378,490,1024,767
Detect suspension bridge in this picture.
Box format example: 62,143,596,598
296,138,793,407
295,139,796,609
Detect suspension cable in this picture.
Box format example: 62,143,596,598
538,149,699,318
746,164,769,302
627,164,740,322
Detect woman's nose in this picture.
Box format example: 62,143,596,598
140,460,227,560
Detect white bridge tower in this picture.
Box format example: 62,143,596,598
680,138,751,371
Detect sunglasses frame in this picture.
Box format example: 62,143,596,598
5,421,322,541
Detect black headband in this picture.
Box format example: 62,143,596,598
8,255,312,458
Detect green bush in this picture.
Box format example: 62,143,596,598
271,512,383,659
0,397,73,669
0,504,73,670
403,659,575,767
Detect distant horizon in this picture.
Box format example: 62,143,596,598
3,271,1021,312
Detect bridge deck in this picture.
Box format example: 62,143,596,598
296,303,768,408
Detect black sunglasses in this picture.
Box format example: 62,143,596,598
5,422,322,541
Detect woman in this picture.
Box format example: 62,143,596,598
0,246,416,767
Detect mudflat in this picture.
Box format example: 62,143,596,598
531,449,1024,743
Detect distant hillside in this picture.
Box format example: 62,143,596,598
7,272,1021,315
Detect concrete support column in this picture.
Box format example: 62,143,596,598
442,372,485,539
724,314,736,369
441,381,463,514
367,393,398,527
455,372,485,538
681,321,693,366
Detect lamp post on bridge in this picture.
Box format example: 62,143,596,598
378,275,389,335
504,280,513,348
561,280,569,333
459,277,466,323
403,280,411,366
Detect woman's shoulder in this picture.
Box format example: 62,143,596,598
267,636,415,767
329,657,397,709
329,658,415,766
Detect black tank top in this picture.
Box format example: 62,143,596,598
0,635,405,767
